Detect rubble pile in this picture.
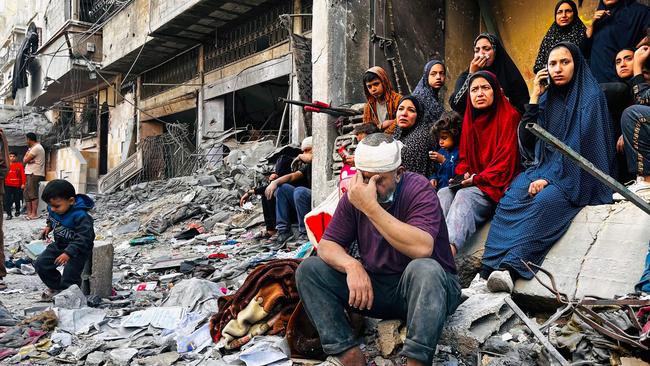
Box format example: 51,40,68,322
1,139,649,365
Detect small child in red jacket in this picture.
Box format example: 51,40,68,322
5,152,26,219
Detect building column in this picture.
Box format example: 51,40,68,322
311,0,370,204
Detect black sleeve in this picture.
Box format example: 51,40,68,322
632,75,650,105
518,103,541,165
581,36,592,62
449,71,470,114
253,185,268,195
63,214,95,258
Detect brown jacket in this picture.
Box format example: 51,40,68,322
0,130,9,196
362,66,402,135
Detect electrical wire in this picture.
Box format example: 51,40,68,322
29,0,131,107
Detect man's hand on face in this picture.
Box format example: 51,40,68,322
345,261,374,311
347,173,379,213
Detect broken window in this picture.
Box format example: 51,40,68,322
204,1,293,72
141,47,199,99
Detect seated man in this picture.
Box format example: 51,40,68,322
265,137,313,247
296,133,460,366
362,67,402,134
617,44,650,199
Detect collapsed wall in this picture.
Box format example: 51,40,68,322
0,105,51,146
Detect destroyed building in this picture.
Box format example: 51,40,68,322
1,0,650,365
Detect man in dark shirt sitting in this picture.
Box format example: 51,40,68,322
265,137,313,247
296,133,461,366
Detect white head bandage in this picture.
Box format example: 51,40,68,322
301,136,313,150
354,139,403,173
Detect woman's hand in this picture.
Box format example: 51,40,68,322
528,179,549,196
469,54,488,74
531,69,549,104
586,10,609,37
461,173,475,187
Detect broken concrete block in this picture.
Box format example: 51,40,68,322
90,241,114,298
108,348,137,366
457,204,650,310
574,203,649,299
54,285,86,309
441,293,514,356
85,351,106,366
376,319,404,357
140,352,180,366
198,175,219,187
515,204,649,307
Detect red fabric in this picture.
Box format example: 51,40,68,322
5,162,25,188
305,212,332,243
455,71,521,203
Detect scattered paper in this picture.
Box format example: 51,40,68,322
177,323,212,353
121,306,186,329
239,336,291,366
56,308,107,334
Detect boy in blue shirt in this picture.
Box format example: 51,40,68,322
429,111,461,189
35,179,95,300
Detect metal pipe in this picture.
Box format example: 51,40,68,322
526,123,650,216
505,297,571,366
275,87,291,147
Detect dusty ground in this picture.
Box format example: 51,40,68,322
3,215,49,315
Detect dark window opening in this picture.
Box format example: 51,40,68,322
223,75,290,144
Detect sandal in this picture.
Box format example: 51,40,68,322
254,230,275,240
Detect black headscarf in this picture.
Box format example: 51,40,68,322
533,1,587,73
451,33,530,114
590,0,650,83
393,96,435,178
412,60,445,128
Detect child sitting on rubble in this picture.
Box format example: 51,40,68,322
35,179,95,301
429,111,461,189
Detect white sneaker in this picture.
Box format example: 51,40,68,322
613,177,650,201
461,274,489,299
487,270,514,293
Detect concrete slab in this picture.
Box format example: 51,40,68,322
441,293,514,356
575,204,649,299
456,203,649,309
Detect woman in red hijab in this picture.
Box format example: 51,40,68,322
438,71,520,256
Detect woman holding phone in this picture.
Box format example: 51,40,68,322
481,43,614,293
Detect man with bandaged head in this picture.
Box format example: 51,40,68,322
296,133,461,366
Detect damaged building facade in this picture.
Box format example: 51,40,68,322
3,0,313,194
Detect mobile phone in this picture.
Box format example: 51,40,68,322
540,68,550,87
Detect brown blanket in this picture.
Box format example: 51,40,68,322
209,259,301,343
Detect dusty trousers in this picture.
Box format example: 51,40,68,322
296,256,461,364
35,242,88,290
